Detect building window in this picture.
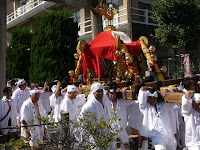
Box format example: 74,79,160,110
106,0,118,5
73,11,80,24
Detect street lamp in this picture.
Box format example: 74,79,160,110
168,58,172,77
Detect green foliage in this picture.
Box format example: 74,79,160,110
29,9,79,83
6,28,31,81
152,0,200,48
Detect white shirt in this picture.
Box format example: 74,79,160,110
49,93,64,122
12,88,30,113
80,94,110,125
138,89,174,138
107,99,134,128
39,91,52,115
20,98,46,146
0,96,19,128
182,95,200,148
127,101,143,131
60,94,85,121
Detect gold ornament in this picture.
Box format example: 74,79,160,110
76,40,87,53
139,36,149,47
125,70,132,79
149,45,156,53
68,70,74,77
74,53,79,59
115,50,123,57
125,53,133,65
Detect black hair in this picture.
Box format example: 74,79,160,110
183,78,196,90
148,88,156,94
3,87,10,94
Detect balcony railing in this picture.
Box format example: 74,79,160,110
78,17,92,36
131,7,158,26
7,0,46,24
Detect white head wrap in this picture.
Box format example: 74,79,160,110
147,90,158,97
91,82,103,94
193,93,200,101
7,83,12,88
17,79,26,86
67,85,78,93
30,88,41,95
51,85,57,93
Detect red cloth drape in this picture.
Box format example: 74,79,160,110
81,31,142,82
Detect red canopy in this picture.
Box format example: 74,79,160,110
81,31,142,82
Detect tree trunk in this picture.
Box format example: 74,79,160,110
0,0,6,98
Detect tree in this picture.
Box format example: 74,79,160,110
6,28,31,81
29,9,79,83
152,0,200,48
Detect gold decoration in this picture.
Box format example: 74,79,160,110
93,3,118,26
104,26,116,31
149,45,156,53
69,70,74,77
74,53,79,59
125,70,132,79
125,53,133,65
76,40,87,53
115,50,123,57
139,36,149,47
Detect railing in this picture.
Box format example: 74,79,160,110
6,0,45,24
102,8,128,28
131,7,158,26
78,17,92,36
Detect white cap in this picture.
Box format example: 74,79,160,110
51,85,57,93
30,88,41,95
91,82,103,94
67,85,78,93
193,93,200,101
17,79,26,86
147,90,158,97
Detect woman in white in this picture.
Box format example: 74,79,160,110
20,89,46,149
0,86,20,144
138,86,176,150
182,91,200,150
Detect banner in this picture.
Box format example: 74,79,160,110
183,54,191,76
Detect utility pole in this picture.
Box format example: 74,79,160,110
0,0,6,98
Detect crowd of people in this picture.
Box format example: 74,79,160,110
0,76,200,150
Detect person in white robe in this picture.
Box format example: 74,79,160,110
60,85,85,121
106,83,134,150
20,89,46,149
182,91,200,150
39,82,51,115
0,86,20,144
49,82,64,123
78,82,111,149
12,79,30,113
138,86,176,150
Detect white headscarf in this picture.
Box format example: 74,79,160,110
17,79,26,86
30,88,41,95
147,90,158,97
67,85,78,93
51,85,57,93
91,82,103,94
193,93,200,101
